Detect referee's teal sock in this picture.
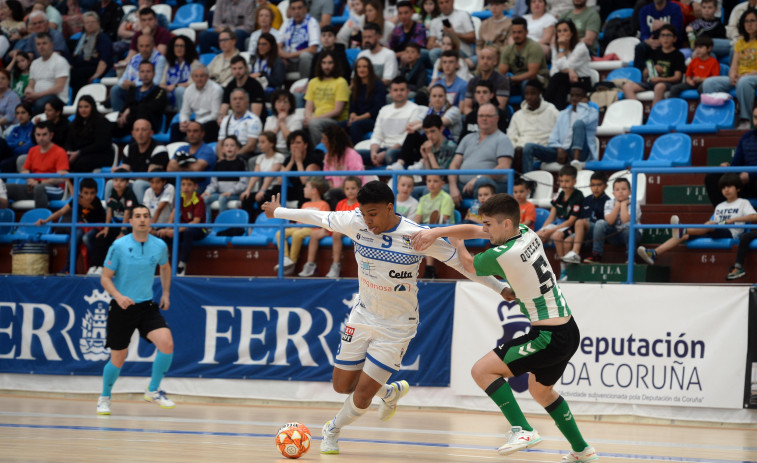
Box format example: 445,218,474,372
148,352,173,392
102,361,121,397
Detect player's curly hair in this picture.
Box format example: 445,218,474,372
357,180,394,205
479,193,520,226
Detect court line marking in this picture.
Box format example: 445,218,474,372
0,422,754,463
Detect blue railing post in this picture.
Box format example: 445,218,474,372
626,170,639,284
171,173,182,277
68,177,80,275
277,174,289,278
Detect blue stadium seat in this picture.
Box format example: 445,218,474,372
629,98,688,134
169,3,204,30
331,1,350,26
11,208,52,242
686,237,737,249
674,99,735,133
632,133,692,168
453,209,461,224
232,213,286,246
749,237,757,249
345,48,360,68
197,209,249,246
534,207,550,231
600,9,633,41
680,64,729,99
154,113,180,143
606,67,641,83
200,53,217,67
0,209,16,244
586,133,644,170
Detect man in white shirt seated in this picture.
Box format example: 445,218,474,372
170,63,224,143
217,89,263,160
278,0,320,80
25,32,69,115
356,22,398,86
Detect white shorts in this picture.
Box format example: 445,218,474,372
334,312,417,384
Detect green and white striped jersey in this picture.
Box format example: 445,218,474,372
473,224,571,323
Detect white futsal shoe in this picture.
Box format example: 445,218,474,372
497,426,542,455
321,420,340,454
561,446,598,462
96,396,111,415
378,380,410,421
144,389,175,409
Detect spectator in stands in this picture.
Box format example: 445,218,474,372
336,0,365,47
208,28,241,87
346,57,385,145
279,130,321,206
397,83,462,163
670,35,720,98
6,120,68,208
448,103,514,204
365,0,394,44
90,168,138,274
562,172,610,263
463,183,495,224
143,170,174,225
687,0,728,58
545,19,592,110
430,33,473,84
512,178,536,228
581,176,641,264
257,0,283,29
633,0,685,71
427,0,475,64
157,177,208,276
8,52,32,99
704,8,757,130
304,50,350,147
706,106,757,205
522,84,598,173
273,176,330,275
218,56,266,128
624,24,685,105
248,7,281,57
507,79,559,172
115,0,169,58
725,226,757,279
499,17,549,98
415,173,455,278
167,121,217,192
300,175,362,278
357,22,398,86
726,0,757,43
119,7,171,65
321,123,365,190
263,89,303,154
524,0,557,57
10,11,68,60
0,102,33,173
202,135,248,213
160,35,199,113
65,95,113,172
239,131,284,212
97,0,123,43
477,0,512,57
536,165,584,280
559,0,601,55
548,0,596,18
395,174,418,218
250,33,286,90
398,43,427,93
460,80,510,140
0,69,20,131
419,0,440,31
69,11,113,97
291,25,350,108
279,0,320,80
0,1,25,40
172,63,223,143
110,33,166,113
390,1,428,64
23,32,69,115
114,118,168,200
217,88,262,158
639,173,757,266
366,76,425,166
307,0,334,28
114,60,166,135
413,113,458,172
32,96,68,148
198,0,255,54
463,46,509,115
431,50,468,109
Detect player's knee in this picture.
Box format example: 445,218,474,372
351,390,373,409
161,337,174,354
470,360,487,385
332,380,353,395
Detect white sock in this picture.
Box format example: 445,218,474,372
331,393,369,432
560,262,567,271
375,383,395,401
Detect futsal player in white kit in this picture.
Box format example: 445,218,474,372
262,181,510,454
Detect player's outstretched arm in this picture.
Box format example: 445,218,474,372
412,224,489,251
449,237,474,274
263,193,335,229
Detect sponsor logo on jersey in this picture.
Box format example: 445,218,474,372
389,270,414,279
360,277,393,292
342,325,355,342
360,260,377,278
393,283,411,292
355,233,374,243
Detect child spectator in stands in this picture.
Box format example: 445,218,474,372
34,177,105,275
300,176,362,278
464,183,495,224
431,50,469,109
591,177,640,264
398,42,428,93
670,35,720,98
430,33,473,84
90,168,138,274
512,178,537,229
419,0,440,30
639,173,757,266
686,0,726,50
143,169,174,225
395,174,418,219
561,171,609,263
241,132,285,215
394,111,459,173
415,173,455,278
535,165,584,280
0,102,33,172
347,57,385,145
725,228,757,280
623,24,686,106
8,51,32,98
156,177,207,276
273,176,330,275
202,136,248,213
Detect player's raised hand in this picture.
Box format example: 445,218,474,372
261,193,282,218
411,229,438,251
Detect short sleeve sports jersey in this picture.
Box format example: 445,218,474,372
104,234,169,303
274,208,506,329
712,198,757,238
473,224,571,323
551,189,584,220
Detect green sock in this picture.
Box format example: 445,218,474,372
546,396,588,452
485,378,532,431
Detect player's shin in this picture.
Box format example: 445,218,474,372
485,377,533,431
331,392,370,431
102,361,122,397
148,352,173,392
545,395,588,452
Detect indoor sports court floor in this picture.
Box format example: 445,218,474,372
0,394,755,463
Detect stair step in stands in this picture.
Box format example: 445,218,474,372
661,185,710,205
641,228,673,244
565,263,670,283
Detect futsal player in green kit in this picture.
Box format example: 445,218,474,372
97,204,175,415
412,193,597,462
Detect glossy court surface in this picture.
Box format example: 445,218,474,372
0,394,755,463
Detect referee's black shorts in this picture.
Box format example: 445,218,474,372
106,300,168,350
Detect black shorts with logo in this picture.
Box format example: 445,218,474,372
106,300,168,350
493,316,580,386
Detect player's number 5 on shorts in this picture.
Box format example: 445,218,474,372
532,255,555,295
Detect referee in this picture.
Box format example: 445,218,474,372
97,204,175,415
